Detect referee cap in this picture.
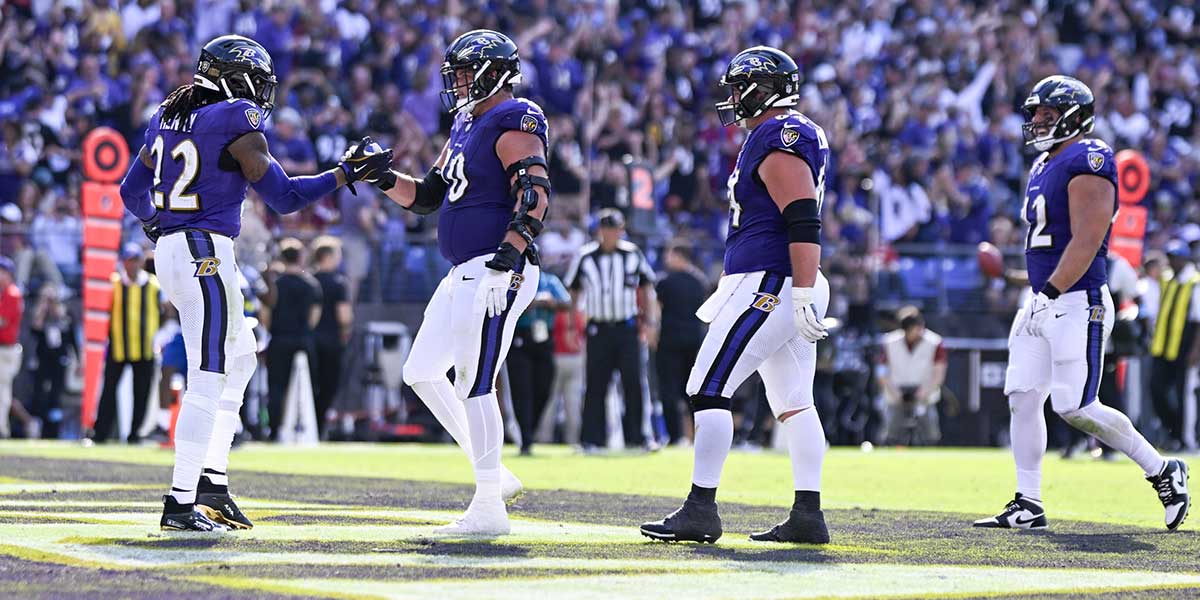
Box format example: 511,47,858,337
597,208,625,229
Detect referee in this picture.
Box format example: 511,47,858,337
564,209,657,451
92,243,162,443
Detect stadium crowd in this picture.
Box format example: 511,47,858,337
0,0,1198,449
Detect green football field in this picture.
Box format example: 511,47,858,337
0,441,1196,599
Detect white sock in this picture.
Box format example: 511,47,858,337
170,371,223,504
1061,401,1167,477
1009,390,1047,500
465,393,503,502
782,408,825,491
691,409,733,488
413,379,473,456
202,354,254,484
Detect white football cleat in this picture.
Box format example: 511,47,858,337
972,493,1047,530
1148,458,1190,531
435,498,510,536
501,465,523,504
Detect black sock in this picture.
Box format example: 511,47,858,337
793,490,820,512
688,484,717,504
197,469,228,495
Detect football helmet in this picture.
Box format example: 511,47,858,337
440,29,522,114
716,46,800,126
194,35,278,116
1021,75,1095,152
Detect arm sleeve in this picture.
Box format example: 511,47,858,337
250,158,339,215
118,158,158,221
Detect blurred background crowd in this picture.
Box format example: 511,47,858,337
0,0,1198,454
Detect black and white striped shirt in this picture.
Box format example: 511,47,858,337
564,240,655,323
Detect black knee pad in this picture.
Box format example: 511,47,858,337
689,394,731,413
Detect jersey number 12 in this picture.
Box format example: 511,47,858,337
149,135,201,212
1026,193,1053,250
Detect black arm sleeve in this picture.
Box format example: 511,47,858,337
782,198,821,245
410,166,448,215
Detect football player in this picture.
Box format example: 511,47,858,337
640,46,832,544
368,29,550,535
973,76,1189,531
118,35,391,531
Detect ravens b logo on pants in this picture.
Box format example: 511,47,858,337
751,292,781,313
510,273,525,291
193,257,221,277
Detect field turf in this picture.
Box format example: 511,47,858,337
0,442,1196,599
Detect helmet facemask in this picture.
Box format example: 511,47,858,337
1021,100,1094,153
440,58,519,114
715,72,799,126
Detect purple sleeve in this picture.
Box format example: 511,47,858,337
250,158,338,215
118,158,158,221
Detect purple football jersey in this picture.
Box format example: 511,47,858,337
437,98,549,265
1023,138,1118,293
143,98,267,238
724,111,829,276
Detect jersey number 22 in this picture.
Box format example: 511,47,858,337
149,135,200,212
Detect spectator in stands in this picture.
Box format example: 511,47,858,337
267,107,318,175
28,283,76,440
91,244,161,444
1148,240,1200,450
878,306,947,446
311,236,351,440
266,239,321,441
0,257,20,438
30,195,81,291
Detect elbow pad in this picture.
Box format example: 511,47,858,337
119,159,157,221
410,166,447,215
782,198,821,245
251,159,338,215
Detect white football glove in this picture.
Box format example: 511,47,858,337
1023,291,1056,338
475,267,513,318
792,287,827,343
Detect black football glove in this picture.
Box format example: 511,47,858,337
484,242,522,272
338,136,394,195
141,212,162,244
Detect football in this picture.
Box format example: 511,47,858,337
977,241,1004,279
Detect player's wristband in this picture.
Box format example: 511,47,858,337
1040,282,1061,299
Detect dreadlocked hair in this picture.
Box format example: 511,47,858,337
159,84,217,126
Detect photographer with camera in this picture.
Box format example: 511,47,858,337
878,306,947,445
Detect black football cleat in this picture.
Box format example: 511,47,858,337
196,492,254,530
640,500,722,543
1148,458,1190,531
973,493,1048,530
749,509,830,544
160,495,229,532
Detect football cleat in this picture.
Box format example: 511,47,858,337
1148,458,1190,531
749,509,830,544
160,495,229,532
640,500,722,543
973,493,1048,530
501,465,523,505
435,498,511,536
196,492,254,530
